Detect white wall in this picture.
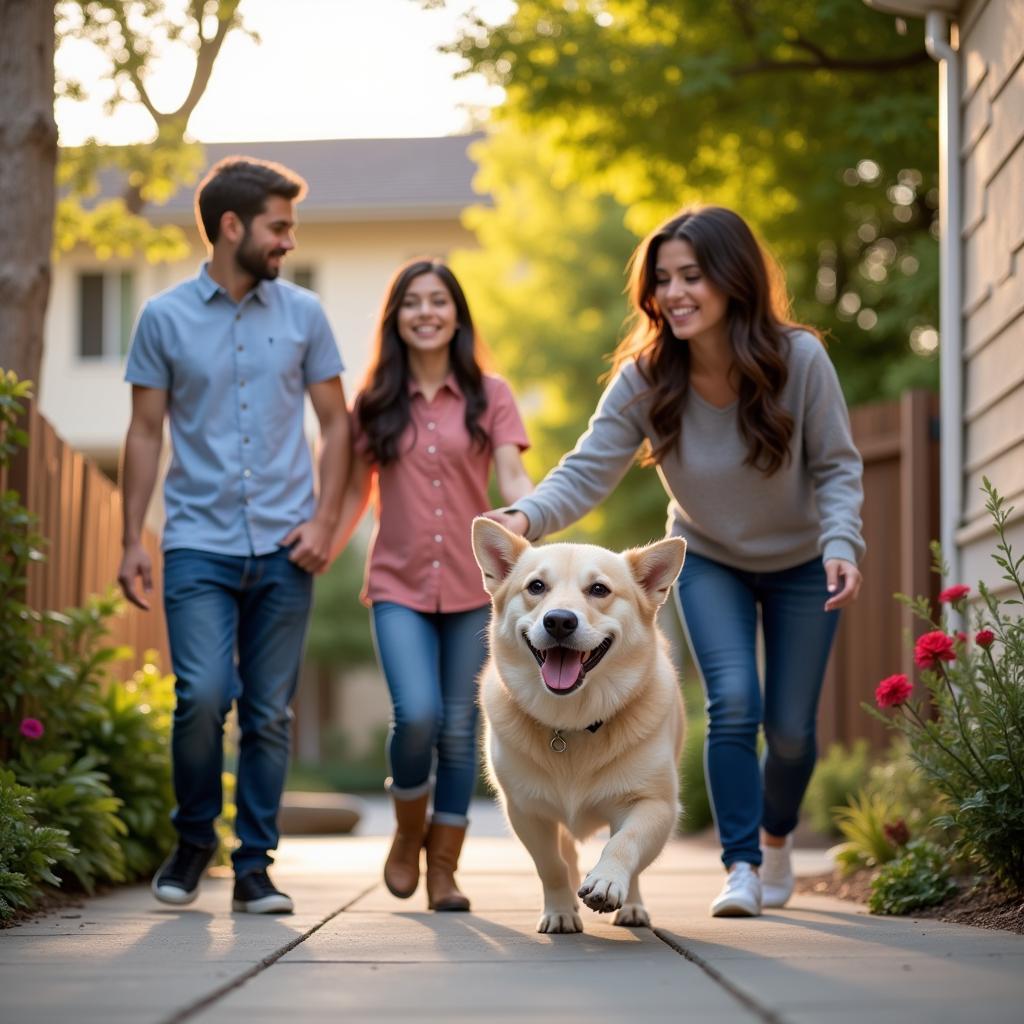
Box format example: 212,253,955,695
38,216,478,467
958,0,1024,591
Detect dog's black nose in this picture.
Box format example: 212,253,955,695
543,609,578,641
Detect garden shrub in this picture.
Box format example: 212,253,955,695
679,685,712,833
867,839,957,915
830,789,901,875
803,739,872,837
0,769,76,922
868,480,1024,894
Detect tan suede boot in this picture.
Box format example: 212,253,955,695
383,793,429,898
425,822,470,912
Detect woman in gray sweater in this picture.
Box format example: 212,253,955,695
492,206,864,918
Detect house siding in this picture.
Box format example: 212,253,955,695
958,0,1024,590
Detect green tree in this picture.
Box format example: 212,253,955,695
451,126,667,544
0,0,247,385
437,0,942,403
55,0,251,261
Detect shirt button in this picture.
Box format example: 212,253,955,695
427,445,436,454
432,560,440,569
243,437,250,444
427,422,436,430
434,534,442,543
237,345,243,352
434,508,443,517
241,402,248,410
243,469,252,478
432,479,441,488
239,380,246,388
235,313,241,321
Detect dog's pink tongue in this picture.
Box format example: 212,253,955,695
541,647,586,691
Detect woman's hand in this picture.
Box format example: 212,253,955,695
482,508,529,536
824,558,862,611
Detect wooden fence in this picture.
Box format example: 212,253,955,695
818,389,940,751
6,392,938,753
3,400,169,670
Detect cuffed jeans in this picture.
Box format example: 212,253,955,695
675,551,840,868
370,601,490,826
163,547,313,874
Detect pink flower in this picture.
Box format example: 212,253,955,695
914,630,957,670
976,629,995,649
19,717,44,741
875,673,913,708
939,584,970,604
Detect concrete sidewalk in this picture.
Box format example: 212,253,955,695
2,798,1022,1023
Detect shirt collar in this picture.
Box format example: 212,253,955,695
408,371,462,399
196,263,271,306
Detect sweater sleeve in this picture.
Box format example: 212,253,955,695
511,365,648,540
802,342,866,565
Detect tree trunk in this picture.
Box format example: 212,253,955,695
0,0,56,387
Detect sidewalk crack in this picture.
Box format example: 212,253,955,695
158,882,379,1024
653,927,787,1024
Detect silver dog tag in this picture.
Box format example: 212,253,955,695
550,730,567,753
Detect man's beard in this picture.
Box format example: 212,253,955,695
236,230,284,281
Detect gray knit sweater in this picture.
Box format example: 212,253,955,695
512,331,865,571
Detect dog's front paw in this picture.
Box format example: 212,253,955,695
613,903,650,928
537,910,583,934
578,871,627,914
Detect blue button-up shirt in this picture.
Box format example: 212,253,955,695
125,264,344,556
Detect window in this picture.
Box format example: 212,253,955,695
286,265,316,292
77,270,136,361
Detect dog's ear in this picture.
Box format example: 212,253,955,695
472,517,530,594
626,537,687,607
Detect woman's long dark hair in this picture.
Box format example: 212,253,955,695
612,205,815,476
358,260,489,466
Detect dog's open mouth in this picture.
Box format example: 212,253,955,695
523,634,613,695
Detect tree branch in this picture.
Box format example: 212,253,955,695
735,45,930,75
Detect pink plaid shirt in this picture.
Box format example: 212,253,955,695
354,373,529,612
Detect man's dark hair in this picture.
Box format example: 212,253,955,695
195,157,307,244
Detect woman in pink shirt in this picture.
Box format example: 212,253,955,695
334,260,532,912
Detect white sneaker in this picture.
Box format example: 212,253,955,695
710,862,762,917
761,835,795,908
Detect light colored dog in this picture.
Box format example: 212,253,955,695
471,517,686,934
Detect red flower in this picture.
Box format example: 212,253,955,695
875,673,913,708
976,629,995,649
939,584,970,604
914,630,957,669
883,819,911,847
956,631,968,645
19,717,44,741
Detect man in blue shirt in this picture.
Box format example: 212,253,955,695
118,157,350,914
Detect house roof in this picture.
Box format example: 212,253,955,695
111,135,487,224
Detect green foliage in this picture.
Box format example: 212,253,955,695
15,751,128,894
830,790,900,876
0,769,76,922
0,371,182,908
78,657,177,878
868,839,956,915
306,541,376,668
868,480,1024,893
862,739,951,843
803,740,872,837
287,727,391,795
678,685,711,833
54,1,250,260
442,0,940,430
451,125,669,545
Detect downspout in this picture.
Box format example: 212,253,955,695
924,11,963,588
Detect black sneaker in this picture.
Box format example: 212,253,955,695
232,869,294,914
151,839,217,905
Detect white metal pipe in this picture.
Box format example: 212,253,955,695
925,10,963,588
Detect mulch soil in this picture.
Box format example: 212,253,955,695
795,869,1024,935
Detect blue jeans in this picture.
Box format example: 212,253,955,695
675,551,840,868
370,601,490,826
163,547,313,875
